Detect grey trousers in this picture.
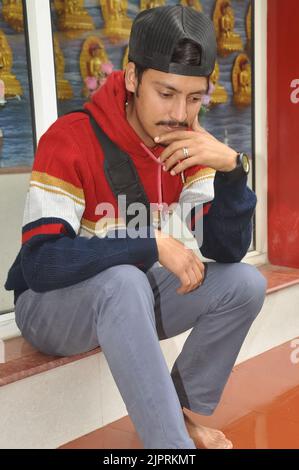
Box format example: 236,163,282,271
15,262,266,449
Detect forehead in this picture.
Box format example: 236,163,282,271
142,68,208,93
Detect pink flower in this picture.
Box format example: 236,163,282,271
101,62,114,75
85,76,98,91
201,82,215,107
0,79,5,99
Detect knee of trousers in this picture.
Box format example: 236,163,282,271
96,264,155,304
94,265,156,328
221,263,267,317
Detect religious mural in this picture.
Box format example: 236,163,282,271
0,0,34,170
0,0,253,170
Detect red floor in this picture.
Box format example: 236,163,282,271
61,340,299,449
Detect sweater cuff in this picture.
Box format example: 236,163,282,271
214,170,248,188
126,226,159,272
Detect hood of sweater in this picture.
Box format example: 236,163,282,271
84,70,182,207
85,70,158,158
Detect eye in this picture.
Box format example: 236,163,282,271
189,96,202,103
159,92,173,99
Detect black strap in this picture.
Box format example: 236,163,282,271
68,109,151,226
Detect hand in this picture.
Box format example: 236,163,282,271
155,115,237,175
154,230,205,295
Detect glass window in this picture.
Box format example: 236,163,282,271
201,0,254,190
0,0,35,172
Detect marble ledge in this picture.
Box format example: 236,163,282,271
258,263,299,294
0,337,100,387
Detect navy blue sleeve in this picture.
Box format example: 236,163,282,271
19,228,158,292
200,172,257,263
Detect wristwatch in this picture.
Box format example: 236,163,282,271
220,152,250,182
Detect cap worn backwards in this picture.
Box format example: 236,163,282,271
128,5,217,77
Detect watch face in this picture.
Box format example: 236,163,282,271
241,153,250,174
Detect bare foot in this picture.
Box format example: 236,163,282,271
183,409,233,449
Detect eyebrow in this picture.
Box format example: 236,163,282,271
152,81,206,95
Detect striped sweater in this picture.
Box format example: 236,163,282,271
5,71,256,303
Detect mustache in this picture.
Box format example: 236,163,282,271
156,121,188,128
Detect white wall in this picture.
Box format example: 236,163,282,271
0,174,30,312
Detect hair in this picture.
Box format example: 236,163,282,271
129,39,206,96
171,39,202,66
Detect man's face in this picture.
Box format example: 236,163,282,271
125,66,208,147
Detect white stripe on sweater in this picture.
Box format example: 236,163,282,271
23,185,85,235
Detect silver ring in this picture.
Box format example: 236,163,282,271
182,147,189,159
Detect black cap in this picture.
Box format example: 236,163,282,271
128,5,217,77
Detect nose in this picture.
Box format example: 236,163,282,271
169,97,187,124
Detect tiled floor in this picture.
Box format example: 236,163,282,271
60,340,299,449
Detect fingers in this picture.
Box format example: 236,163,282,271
155,123,207,145
191,260,204,287
176,252,205,295
159,139,194,164
169,156,197,176
154,130,193,145
176,268,202,295
156,234,205,296
162,149,196,172
186,266,199,292
176,271,192,295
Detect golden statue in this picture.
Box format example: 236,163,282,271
232,53,251,107
99,0,132,43
54,0,95,32
2,0,24,33
0,30,22,97
53,35,73,100
180,0,202,12
209,61,228,106
80,36,110,97
213,0,243,57
246,2,252,55
140,0,165,11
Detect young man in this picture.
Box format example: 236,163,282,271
5,6,266,449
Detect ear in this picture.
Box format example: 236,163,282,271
125,62,137,94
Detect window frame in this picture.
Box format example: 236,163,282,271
245,0,268,266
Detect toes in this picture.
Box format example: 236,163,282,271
213,435,233,450
224,440,233,449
